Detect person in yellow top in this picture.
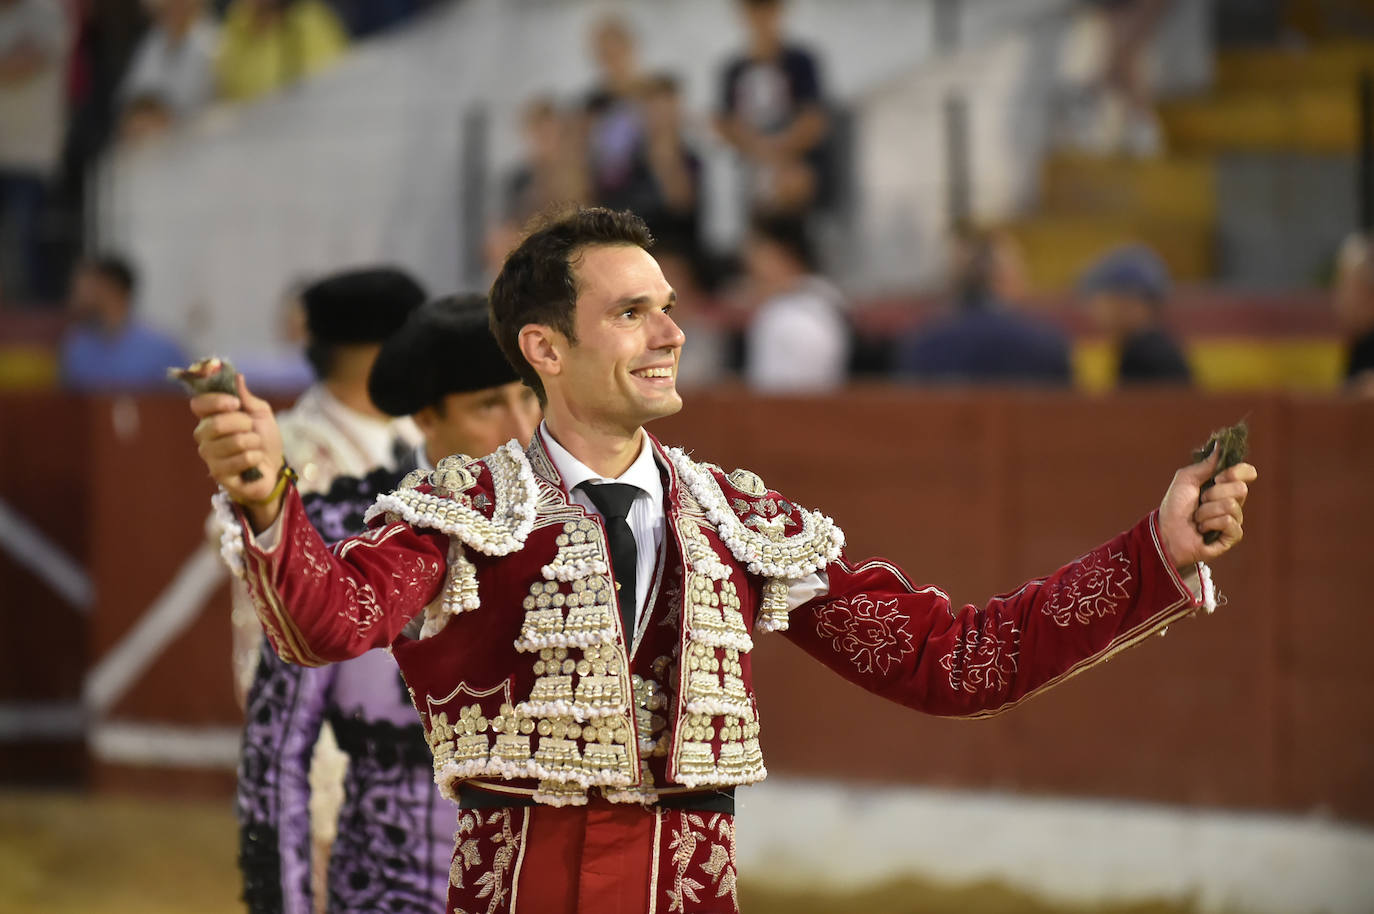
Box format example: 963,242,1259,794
216,0,349,103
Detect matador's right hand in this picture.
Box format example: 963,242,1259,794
191,374,286,526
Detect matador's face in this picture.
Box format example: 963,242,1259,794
548,244,685,437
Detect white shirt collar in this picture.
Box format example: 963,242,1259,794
539,422,662,500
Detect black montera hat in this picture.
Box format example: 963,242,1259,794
368,294,521,416
303,266,428,344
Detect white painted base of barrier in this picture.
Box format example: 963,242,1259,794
735,777,1374,914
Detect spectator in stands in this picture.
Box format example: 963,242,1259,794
717,0,829,214
1079,244,1191,385
1076,0,1174,157
486,97,590,278
0,0,69,304
582,15,648,213
740,212,849,391
637,73,702,255
215,0,348,103
58,253,188,390
504,97,588,227
1334,232,1374,396
578,70,705,259
118,0,217,137
897,229,1073,386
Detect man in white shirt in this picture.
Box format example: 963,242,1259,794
741,212,850,392
119,0,218,127
192,207,1255,914
277,266,428,496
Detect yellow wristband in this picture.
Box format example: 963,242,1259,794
232,460,297,508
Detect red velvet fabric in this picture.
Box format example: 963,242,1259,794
448,802,739,914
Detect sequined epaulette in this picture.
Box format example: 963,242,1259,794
664,448,845,631
363,441,537,626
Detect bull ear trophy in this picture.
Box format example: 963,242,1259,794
169,356,263,482
1191,419,1249,545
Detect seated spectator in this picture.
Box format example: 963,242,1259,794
637,73,702,254
504,97,588,226
0,0,68,304
118,0,217,136
1334,232,1374,397
58,254,189,390
741,212,849,392
716,0,829,214
897,229,1072,386
1081,0,1173,157
582,15,648,212
485,97,590,278
1079,244,1191,385
215,0,347,103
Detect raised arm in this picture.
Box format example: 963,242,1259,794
784,450,1255,717
193,375,448,664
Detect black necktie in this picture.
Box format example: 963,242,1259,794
578,482,639,643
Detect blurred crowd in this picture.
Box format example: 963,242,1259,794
0,0,441,307
485,1,837,276
6,0,1374,400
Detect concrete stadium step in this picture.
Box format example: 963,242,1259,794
1040,155,1215,223
1006,217,1212,291
1214,40,1374,92
1161,87,1359,154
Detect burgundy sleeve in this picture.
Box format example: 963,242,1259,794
782,511,1205,718
237,486,449,666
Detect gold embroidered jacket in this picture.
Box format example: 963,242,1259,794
223,432,1213,807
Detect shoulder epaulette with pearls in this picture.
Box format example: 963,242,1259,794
665,448,845,631
364,441,538,628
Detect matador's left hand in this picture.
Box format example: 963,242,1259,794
1157,447,1258,571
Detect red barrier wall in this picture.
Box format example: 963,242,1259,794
2,390,1371,821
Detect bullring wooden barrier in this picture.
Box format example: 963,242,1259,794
1,390,1370,821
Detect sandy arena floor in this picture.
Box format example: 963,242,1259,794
0,790,1203,914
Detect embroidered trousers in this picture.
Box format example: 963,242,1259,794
449,800,740,914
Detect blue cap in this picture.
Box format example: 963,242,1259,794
1078,245,1171,303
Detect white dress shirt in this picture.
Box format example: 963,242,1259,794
745,275,851,393
540,423,830,628
540,424,664,628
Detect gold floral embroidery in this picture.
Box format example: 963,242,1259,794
814,594,915,676
939,618,1021,695
1043,550,1134,627
338,577,381,633
294,523,330,579
665,813,738,912
701,816,739,905
449,809,525,914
